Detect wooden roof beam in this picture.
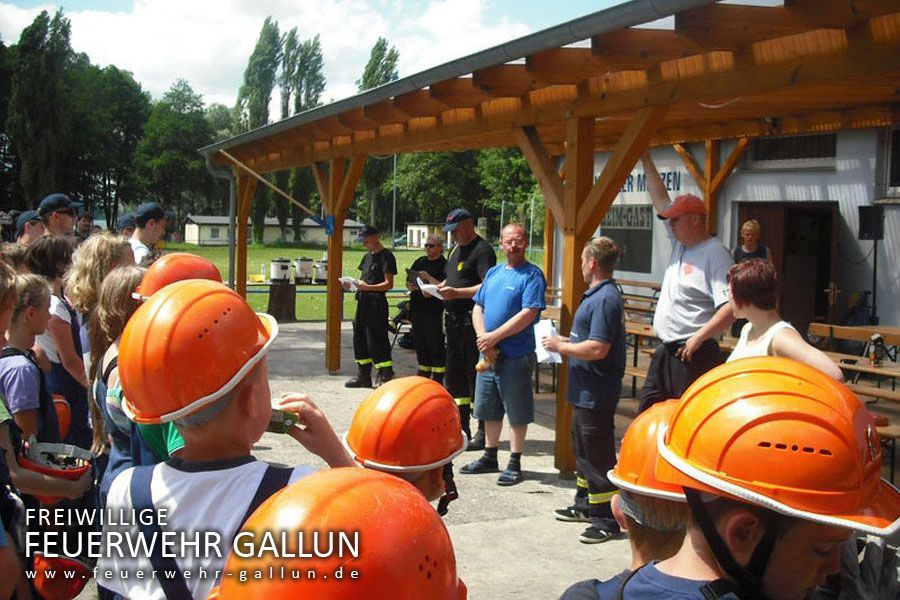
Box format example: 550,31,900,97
526,47,595,85
472,64,538,97
675,4,820,50
787,0,900,28
393,89,449,117
590,29,704,70
363,99,409,125
337,107,379,131
429,78,491,108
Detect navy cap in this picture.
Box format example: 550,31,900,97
442,208,474,232
357,225,379,239
117,213,135,230
133,202,170,226
15,210,40,236
38,193,79,216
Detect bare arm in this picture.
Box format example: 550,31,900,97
437,283,481,300
477,307,539,353
641,154,672,214
771,328,844,382
12,410,38,439
357,272,394,293
0,425,90,498
48,317,88,388
545,338,611,362
680,302,736,362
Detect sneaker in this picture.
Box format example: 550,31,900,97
554,507,591,523
578,526,623,544
466,429,485,451
460,455,499,474
497,468,523,486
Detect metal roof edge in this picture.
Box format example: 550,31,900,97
198,0,717,158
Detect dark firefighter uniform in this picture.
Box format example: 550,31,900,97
354,247,398,375
408,253,448,382
443,235,496,439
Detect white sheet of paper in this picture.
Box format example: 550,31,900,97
416,277,444,300
534,319,562,364
338,276,358,291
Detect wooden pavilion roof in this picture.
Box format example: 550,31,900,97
202,0,900,173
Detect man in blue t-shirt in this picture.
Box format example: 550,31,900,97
461,224,546,486
542,236,625,544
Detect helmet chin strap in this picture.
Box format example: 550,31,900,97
684,488,778,600
437,463,459,517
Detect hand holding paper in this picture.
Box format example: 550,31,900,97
416,277,444,300
534,319,562,364
338,276,358,291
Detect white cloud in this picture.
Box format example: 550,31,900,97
0,0,534,117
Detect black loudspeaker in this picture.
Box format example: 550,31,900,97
858,205,884,241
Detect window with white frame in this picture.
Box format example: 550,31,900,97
210,227,220,239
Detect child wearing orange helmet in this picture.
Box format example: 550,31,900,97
210,468,468,599
344,376,466,515
615,357,899,600
97,280,355,599
560,400,689,599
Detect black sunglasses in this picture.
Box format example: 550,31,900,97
424,243,439,248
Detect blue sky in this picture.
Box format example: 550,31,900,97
0,0,628,107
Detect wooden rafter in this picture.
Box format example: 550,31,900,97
577,105,669,237
672,143,705,188
514,127,564,225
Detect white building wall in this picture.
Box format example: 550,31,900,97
589,128,899,326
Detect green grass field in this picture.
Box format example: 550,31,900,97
163,241,544,320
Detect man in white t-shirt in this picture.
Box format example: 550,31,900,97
638,154,733,413
129,202,171,265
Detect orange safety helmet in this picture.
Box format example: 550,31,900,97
32,554,91,600
656,356,899,537
211,468,467,599
118,279,277,424
135,252,222,299
608,399,684,502
52,394,70,440
18,442,91,505
345,376,466,472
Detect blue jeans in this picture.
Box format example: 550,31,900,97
474,352,535,426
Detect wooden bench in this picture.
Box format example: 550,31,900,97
846,383,900,404
876,422,899,483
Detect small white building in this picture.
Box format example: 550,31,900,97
184,215,364,246
405,222,449,248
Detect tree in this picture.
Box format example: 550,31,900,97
6,10,74,205
290,34,326,242
205,103,235,142
236,17,282,243
357,37,399,228
390,151,483,225
477,148,539,234
134,79,214,222
272,27,300,242
0,36,21,209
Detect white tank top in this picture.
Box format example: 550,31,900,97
727,320,796,362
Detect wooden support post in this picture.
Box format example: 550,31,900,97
673,137,750,236
323,156,367,374
543,207,555,286
704,139,720,235
577,105,669,237
554,115,594,475
514,127,564,225
235,172,258,298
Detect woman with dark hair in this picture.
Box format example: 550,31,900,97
26,235,93,449
726,258,843,380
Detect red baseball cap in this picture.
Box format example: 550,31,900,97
659,194,707,220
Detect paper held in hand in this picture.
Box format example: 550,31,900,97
338,276,358,292
534,319,562,364
416,277,444,300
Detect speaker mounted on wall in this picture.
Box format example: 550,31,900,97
858,205,884,241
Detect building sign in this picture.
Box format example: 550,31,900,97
599,204,654,273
